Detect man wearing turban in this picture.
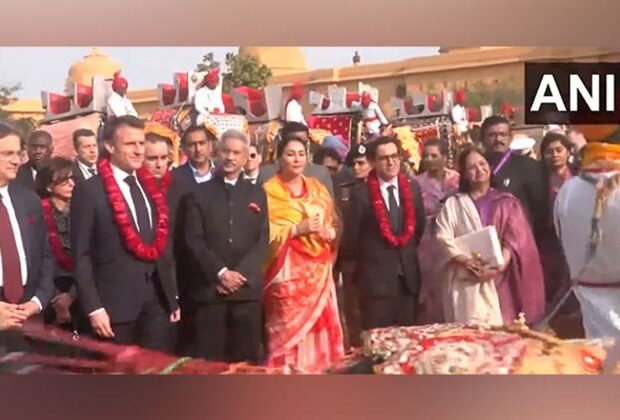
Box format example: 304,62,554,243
284,82,307,126
106,71,138,118
554,125,620,339
355,92,388,138
193,67,226,126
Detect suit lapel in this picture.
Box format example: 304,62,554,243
184,163,197,185
9,184,31,269
73,162,86,183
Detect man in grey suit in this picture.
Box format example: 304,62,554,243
256,122,334,197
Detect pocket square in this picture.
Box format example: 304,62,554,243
248,202,261,214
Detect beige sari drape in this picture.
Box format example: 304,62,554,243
435,194,503,325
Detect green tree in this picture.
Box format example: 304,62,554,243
0,82,36,140
196,52,272,93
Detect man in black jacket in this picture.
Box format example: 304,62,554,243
344,136,425,330
0,123,55,352
71,128,99,185
170,126,215,188
481,115,545,232
15,130,53,191
70,116,180,351
180,129,269,363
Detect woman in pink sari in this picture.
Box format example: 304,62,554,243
435,146,545,325
414,140,460,324
262,136,344,372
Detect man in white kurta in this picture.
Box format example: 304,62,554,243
451,104,469,135
284,82,307,126
357,92,388,136
554,164,620,339
106,71,138,118
194,68,225,126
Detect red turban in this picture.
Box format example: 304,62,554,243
361,92,372,108
291,82,304,101
454,90,467,105
204,68,220,87
112,71,128,93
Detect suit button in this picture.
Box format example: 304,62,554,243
228,238,233,244
229,219,233,226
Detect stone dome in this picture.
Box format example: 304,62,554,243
238,47,307,76
67,48,123,86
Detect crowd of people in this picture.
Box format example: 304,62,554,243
0,111,619,373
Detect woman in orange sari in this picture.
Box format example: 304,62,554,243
262,136,344,372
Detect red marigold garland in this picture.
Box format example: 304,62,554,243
41,199,73,271
98,159,169,261
367,170,415,248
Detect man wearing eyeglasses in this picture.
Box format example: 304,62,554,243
15,130,54,191
243,142,262,184
481,115,545,232
344,136,425,330
0,123,55,352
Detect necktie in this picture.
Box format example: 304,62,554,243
87,168,96,177
0,193,23,303
387,185,400,233
124,176,153,243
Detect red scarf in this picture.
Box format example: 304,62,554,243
41,199,73,271
98,159,169,261
367,170,416,247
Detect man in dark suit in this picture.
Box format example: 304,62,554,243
257,122,334,197
15,130,53,191
70,116,180,351
170,126,215,189
0,123,56,350
242,142,262,184
481,115,545,232
71,128,99,184
180,129,269,363
344,136,425,330
143,132,185,228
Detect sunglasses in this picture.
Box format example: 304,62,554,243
53,175,75,186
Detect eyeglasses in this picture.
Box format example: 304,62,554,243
377,154,401,163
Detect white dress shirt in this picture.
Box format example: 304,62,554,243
111,164,153,229
0,186,42,310
244,169,259,184
30,167,37,181
285,99,307,125
189,161,214,184
194,86,225,115
78,160,97,180
379,176,400,210
106,92,138,118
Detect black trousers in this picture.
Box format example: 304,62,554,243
194,300,262,364
106,273,175,353
361,278,418,330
